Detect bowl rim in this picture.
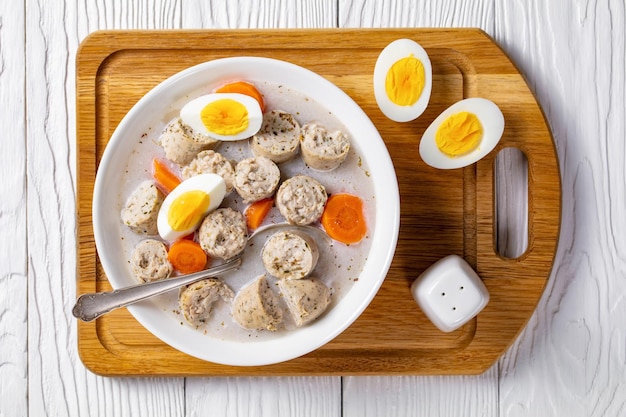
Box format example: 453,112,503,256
93,56,400,366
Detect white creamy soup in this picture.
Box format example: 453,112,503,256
116,81,376,342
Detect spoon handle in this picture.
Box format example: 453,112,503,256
72,256,242,322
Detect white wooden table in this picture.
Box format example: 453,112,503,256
2,0,624,415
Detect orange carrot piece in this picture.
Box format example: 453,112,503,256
245,198,274,230
167,239,208,274
321,194,367,245
152,158,181,194
215,81,265,113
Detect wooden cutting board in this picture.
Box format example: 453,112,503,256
76,28,560,376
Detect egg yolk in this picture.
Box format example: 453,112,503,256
200,99,249,136
435,112,483,157
167,190,210,231
385,55,425,106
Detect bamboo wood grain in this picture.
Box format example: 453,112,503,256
76,28,560,376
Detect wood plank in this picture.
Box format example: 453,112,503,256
76,28,559,376
26,1,185,417
182,0,337,28
343,364,498,417
0,1,27,416
495,1,626,416
186,377,341,416
339,0,495,31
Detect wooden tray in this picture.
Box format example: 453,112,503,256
76,29,560,376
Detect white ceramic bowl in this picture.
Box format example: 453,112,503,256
93,57,400,366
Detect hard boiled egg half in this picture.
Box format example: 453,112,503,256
374,38,432,122
157,173,226,241
180,92,263,141
419,98,505,169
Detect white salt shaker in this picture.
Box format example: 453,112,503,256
410,254,490,332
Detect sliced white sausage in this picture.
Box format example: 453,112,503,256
300,123,350,171
261,230,319,280
275,175,327,226
159,118,219,166
179,278,234,327
121,180,164,235
249,110,300,163
130,239,173,282
198,207,248,260
182,150,235,193
233,156,281,203
232,274,283,331
278,277,331,327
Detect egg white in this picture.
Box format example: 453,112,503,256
180,92,263,141
373,38,433,123
157,173,226,241
419,98,505,170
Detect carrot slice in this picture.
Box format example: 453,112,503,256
245,198,274,230
215,81,265,113
167,239,208,274
321,194,367,245
152,158,181,194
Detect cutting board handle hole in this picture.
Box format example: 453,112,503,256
494,148,528,259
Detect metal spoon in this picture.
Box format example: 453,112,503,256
72,256,242,322
72,223,329,322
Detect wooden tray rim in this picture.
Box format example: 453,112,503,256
75,28,561,376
